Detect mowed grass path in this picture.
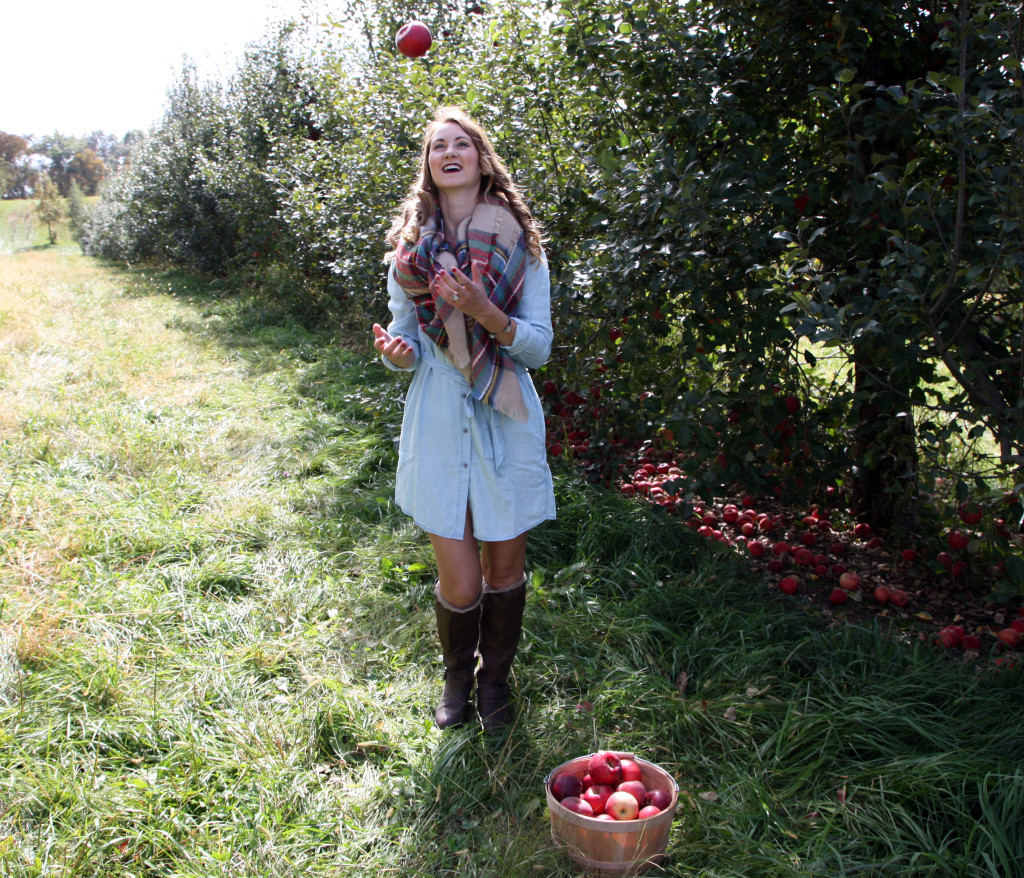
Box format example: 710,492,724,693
1,248,1022,878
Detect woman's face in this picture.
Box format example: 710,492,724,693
427,121,482,197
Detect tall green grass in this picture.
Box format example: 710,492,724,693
1,248,1021,877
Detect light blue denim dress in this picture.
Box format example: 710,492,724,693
382,255,557,541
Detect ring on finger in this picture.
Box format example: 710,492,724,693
452,292,460,300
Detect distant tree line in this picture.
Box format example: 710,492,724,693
0,129,141,199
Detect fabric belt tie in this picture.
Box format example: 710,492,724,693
425,346,508,478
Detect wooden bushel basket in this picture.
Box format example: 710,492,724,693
544,753,679,875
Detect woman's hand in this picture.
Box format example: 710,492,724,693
373,323,415,369
434,261,488,319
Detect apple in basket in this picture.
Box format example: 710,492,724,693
605,790,640,821
587,750,623,786
550,773,582,802
645,788,672,811
582,783,614,815
559,796,594,817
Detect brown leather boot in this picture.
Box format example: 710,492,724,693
476,576,527,733
433,584,481,729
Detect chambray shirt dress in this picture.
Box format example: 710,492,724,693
382,255,557,541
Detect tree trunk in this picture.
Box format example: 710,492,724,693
850,355,920,535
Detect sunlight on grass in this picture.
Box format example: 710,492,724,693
1,247,1021,877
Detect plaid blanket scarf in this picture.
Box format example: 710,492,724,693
392,197,529,423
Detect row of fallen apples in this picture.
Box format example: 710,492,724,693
621,463,1024,653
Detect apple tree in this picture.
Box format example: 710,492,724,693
547,0,1024,540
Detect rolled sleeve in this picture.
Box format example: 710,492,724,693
383,268,422,372
505,255,553,370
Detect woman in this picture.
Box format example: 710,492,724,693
371,107,555,732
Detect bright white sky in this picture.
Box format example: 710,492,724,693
3,0,327,140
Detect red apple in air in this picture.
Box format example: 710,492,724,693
645,788,672,810
395,20,432,57
550,773,583,802
617,780,647,807
619,758,643,784
559,796,594,817
582,784,614,815
587,751,622,786
605,790,640,820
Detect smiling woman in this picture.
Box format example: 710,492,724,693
371,106,555,733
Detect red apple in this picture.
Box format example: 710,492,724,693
594,813,616,821
947,530,969,551
889,588,909,607
839,571,860,591
645,788,672,810
617,780,647,807
997,628,1021,648
773,541,791,557
605,790,640,820
854,523,871,539
829,588,848,605
767,559,785,573
901,548,919,562
936,552,955,571
779,575,799,595
962,635,981,650
619,759,643,784
550,773,583,801
638,804,663,819
958,502,984,525
587,751,622,786
936,628,962,649
873,586,890,604
582,784,614,815
1011,619,1024,633
559,796,594,817
395,20,432,57
748,539,766,558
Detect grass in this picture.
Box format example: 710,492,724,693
1,247,1022,877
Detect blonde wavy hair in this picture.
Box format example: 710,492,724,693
385,106,545,262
